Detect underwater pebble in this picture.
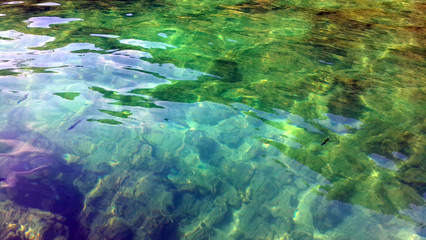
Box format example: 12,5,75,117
240,142,264,160
292,230,313,240
196,137,222,166
216,118,245,148
173,193,197,217
269,192,294,218
236,204,278,239
82,171,179,239
311,197,352,233
175,168,223,195
139,143,153,157
219,184,242,209
180,150,201,166
189,102,236,125
0,201,69,239
249,174,280,202
102,217,133,240
202,205,228,228
147,129,183,160
62,153,81,164
182,222,215,240
219,132,243,148
146,129,167,145
64,137,94,157
120,139,140,157
184,129,204,145
279,169,295,185
131,143,153,167
223,162,255,191
294,178,309,190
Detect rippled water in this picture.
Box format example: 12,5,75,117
0,0,425,239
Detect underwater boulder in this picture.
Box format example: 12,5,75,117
195,137,223,167
81,170,179,240
102,217,134,240
0,126,87,239
311,197,352,233
208,59,243,83
0,200,69,240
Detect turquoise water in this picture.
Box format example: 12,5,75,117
0,0,425,239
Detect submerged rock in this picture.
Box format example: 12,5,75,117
222,162,255,191
81,170,178,240
0,125,87,239
195,136,222,166
311,198,352,233
216,117,246,149
208,59,243,83
102,217,133,240
0,197,69,240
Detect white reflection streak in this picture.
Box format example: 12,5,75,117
24,16,83,28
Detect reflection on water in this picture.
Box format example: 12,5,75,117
25,16,82,28
0,0,425,239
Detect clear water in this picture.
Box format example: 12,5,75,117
0,0,425,239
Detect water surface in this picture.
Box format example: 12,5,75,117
0,0,425,239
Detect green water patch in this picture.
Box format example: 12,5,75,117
0,69,19,76
89,86,164,108
87,118,122,125
53,92,80,100
0,36,14,41
98,109,132,118
129,76,307,113
259,135,424,218
240,106,425,220
240,108,425,220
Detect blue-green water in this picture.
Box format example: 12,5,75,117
0,0,425,239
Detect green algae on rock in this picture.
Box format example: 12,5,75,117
86,118,122,125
